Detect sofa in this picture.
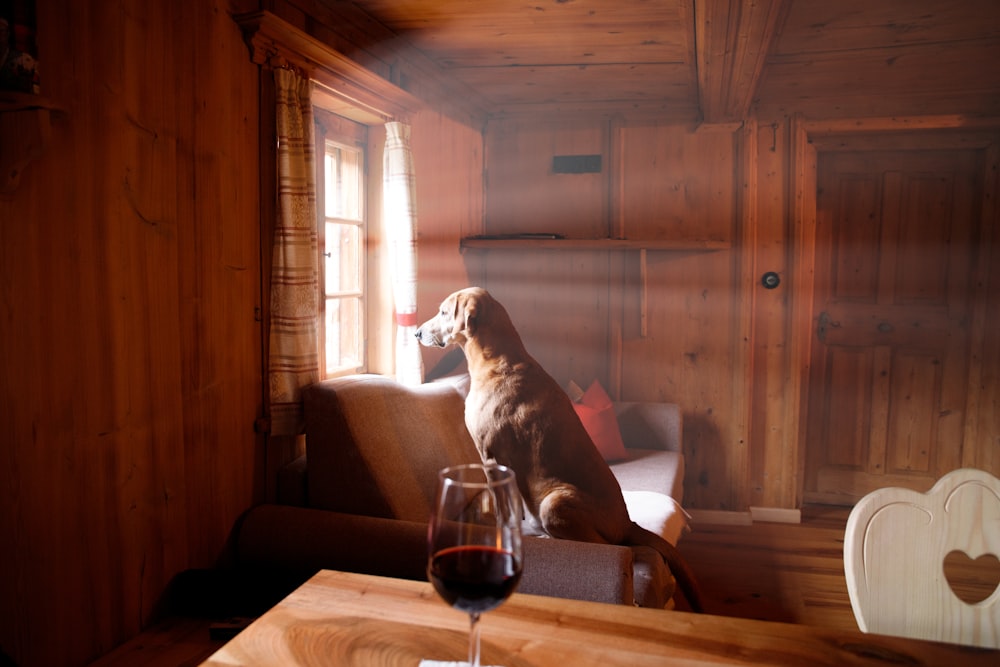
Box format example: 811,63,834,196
233,373,689,609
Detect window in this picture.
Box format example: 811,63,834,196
314,109,368,377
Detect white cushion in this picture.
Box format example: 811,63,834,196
623,491,690,546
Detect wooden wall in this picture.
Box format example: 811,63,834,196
0,1,263,665
474,114,1000,513
408,111,486,373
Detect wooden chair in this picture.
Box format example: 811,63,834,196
844,468,1000,648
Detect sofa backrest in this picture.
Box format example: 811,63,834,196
434,371,682,453
303,374,481,523
614,402,682,452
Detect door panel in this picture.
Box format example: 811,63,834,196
804,148,982,504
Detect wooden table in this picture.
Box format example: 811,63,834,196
202,570,997,666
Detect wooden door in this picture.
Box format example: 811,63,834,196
804,147,983,504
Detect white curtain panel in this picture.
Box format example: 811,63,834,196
269,68,320,435
383,121,424,386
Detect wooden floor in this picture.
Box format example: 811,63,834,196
87,618,224,667
674,505,860,631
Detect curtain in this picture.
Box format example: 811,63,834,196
268,68,320,435
383,121,424,386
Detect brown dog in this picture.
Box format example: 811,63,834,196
416,286,703,612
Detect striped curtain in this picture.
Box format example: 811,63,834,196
383,121,424,386
268,68,320,435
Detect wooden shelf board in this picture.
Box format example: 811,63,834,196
460,237,731,251
0,92,60,113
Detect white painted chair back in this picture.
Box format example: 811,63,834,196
844,468,1000,648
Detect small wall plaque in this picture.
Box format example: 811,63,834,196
552,154,602,174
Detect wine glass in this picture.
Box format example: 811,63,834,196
428,463,523,667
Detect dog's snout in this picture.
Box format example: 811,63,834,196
415,325,444,348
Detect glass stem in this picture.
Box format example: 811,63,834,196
468,612,482,667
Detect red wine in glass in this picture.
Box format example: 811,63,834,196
429,545,522,614
428,464,523,667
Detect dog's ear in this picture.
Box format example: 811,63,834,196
462,294,479,337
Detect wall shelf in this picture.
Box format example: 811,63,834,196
460,237,731,252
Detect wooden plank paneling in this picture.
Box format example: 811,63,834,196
460,63,695,108
747,118,793,509
485,118,608,238
347,0,691,66
409,109,485,375
756,0,1000,119
756,37,1000,119
617,123,743,508
620,249,742,509
481,249,612,389
695,0,785,123
771,0,1000,54
0,1,262,665
618,122,736,242
181,0,265,566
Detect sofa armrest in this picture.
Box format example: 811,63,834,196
613,401,682,452
520,538,634,605
234,505,643,607
235,505,429,582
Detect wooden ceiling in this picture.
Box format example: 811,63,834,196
340,0,1000,122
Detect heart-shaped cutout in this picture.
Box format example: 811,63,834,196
943,550,1000,604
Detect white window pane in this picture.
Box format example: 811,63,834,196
325,143,362,221
325,296,362,374
324,222,361,295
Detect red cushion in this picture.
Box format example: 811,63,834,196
572,380,628,462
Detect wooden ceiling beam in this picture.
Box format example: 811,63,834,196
694,0,787,123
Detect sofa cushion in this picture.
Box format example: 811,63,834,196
573,380,629,462
611,448,685,500
613,448,688,546
623,491,689,546
614,402,682,454
303,374,481,523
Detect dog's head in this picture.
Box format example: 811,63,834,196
415,287,489,349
